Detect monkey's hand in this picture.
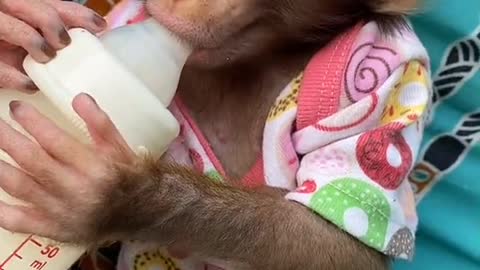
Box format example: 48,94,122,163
0,93,138,245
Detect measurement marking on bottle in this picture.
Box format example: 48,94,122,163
0,235,61,270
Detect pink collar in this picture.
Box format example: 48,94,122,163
171,23,362,188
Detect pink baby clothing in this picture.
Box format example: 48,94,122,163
105,3,432,269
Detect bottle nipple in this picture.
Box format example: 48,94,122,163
99,17,192,106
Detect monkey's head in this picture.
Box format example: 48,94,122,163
144,0,418,68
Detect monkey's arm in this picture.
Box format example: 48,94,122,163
99,160,389,270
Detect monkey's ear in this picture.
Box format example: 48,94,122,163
374,0,419,14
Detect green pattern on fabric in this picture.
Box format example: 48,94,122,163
205,170,223,182
310,178,391,250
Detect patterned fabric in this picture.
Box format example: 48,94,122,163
72,1,433,269
281,23,430,259
394,0,480,269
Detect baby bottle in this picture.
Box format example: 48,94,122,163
0,17,191,270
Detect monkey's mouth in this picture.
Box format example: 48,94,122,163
185,21,264,66
191,22,258,52
144,4,260,51
190,19,273,65
203,18,264,48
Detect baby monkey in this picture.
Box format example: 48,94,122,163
0,0,429,270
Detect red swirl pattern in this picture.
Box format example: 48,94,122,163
344,43,398,102
356,124,412,190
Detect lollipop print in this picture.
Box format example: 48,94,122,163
344,43,399,103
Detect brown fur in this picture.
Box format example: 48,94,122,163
97,158,390,269
91,0,421,269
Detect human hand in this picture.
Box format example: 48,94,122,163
0,0,107,92
0,93,137,244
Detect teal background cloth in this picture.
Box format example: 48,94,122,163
396,0,480,269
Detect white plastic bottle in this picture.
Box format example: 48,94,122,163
0,18,191,270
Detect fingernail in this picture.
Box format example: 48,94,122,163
59,29,71,46
83,93,98,107
41,42,56,59
92,14,107,28
9,100,21,113
24,80,39,92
